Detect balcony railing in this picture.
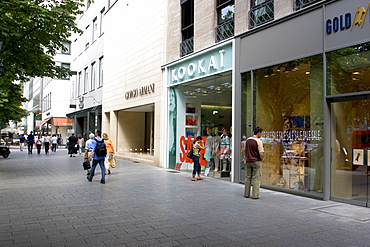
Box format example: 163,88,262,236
180,37,194,57
215,18,234,43
248,0,274,29
294,0,321,11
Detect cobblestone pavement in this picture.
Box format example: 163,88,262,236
1,146,370,247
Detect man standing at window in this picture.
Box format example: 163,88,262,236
244,127,264,199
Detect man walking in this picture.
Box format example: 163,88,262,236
27,131,35,155
244,127,264,199
87,130,107,184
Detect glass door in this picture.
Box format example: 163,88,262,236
331,97,370,207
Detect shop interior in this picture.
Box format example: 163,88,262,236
170,71,233,179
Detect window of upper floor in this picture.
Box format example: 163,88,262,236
61,41,71,54
180,0,194,57
216,0,235,42
100,7,105,36
294,0,321,11
61,63,71,79
249,0,274,29
92,17,98,43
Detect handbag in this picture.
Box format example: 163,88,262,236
111,157,117,168
83,160,91,170
187,148,194,159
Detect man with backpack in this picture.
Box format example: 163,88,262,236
87,130,107,184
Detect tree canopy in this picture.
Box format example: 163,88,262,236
0,0,84,125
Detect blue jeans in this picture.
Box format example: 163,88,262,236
192,155,201,177
28,142,33,153
88,159,105,181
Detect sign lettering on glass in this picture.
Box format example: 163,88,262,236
179,136,206,166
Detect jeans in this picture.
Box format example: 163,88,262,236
44,142,50,154
244,161,262,199
192,155,201,177
28,142,33,153
52,143,57,152
88,159,105,181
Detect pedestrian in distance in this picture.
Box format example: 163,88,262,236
87,130,107,184
27,131,35,154
68,133,78,157
19,134,25,151
191,136,205,181
84,133,95,176
36,135,43,155
51,134,58,152
78,134,85,157
244,127,264,199
102,133,115,175
43,134,51,154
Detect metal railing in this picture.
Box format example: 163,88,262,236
215,18,234,43
248,0,274,29
294,0,321,11
180,37,194,57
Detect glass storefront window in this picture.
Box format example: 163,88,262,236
327,42,370,95
168,71,233,180
241,55,324,194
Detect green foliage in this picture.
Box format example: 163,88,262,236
0,0,84,124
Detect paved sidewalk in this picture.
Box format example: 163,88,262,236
1,146,370,247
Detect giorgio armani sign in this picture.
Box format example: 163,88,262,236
125,83,155,100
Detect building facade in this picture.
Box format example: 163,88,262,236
101,0,165,166
68,0,106,139
40,42,73,145
163,0,370,207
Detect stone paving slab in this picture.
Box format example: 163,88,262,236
1,146,370,246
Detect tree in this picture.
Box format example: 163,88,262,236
0,0,84,125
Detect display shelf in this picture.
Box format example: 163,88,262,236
185,103,200,137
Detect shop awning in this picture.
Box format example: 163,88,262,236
41,118,51,126
53,118,73,127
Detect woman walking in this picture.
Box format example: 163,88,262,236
103,133,115,175
191,136,205,181
78,134,85,157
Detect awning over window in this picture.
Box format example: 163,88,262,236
41,118,51,126
53,118,73,127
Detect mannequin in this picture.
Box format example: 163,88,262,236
213,131,221,171
220,129,230,172
204,127,213,176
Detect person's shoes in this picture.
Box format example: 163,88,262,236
191,177,197,181
197,177,203,180
244,196,250,198
87,176,92,182
108,169,111,175
70,155,72,157
87,172,90,175
252,197,259,199
100,179,105,184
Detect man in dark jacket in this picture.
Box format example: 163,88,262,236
68,133,78,157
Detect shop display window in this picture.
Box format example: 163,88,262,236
327,42,370,95
168,71,233,180
241,54,324,194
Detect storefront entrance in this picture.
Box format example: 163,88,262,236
331,96,370,207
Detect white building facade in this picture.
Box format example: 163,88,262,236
68,0,106,139
101,0,165,166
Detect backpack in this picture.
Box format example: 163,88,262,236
94,138,107,156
